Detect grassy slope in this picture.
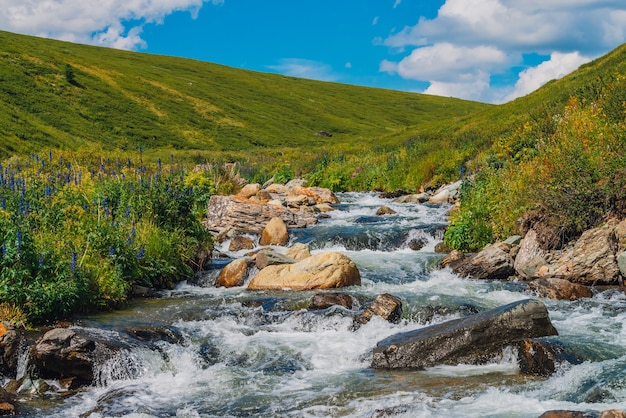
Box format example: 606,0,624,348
0,30,487,159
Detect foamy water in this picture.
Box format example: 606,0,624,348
29,192,626,417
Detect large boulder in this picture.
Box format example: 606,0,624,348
204,195,317,234
216,258,250,287
515,225,622,285
372,299,558,369
29,328,125,384
551,224,620,285
259,217,289,246
451,243,515,280
248,252,361,290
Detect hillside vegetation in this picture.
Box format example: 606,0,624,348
0,31,485,159
444,44,626,251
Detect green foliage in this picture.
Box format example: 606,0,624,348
447,74,626,250
0,151,213,324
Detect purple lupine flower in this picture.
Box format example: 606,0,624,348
71,252,77,272
125,205,131,218
16,229,21,249
136,246,145,260
109,247,115,256
38,254,44,268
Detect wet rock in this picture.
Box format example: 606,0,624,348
29,328,125,385
237,183,261,199
439,250,465,268
309,293,354,310
0,323,22,378
407,237,428,251
451,243,515,280
229,235,255,252
285,243,312,261
372,299,558,369
516,338,559,376
376,206,396,216
248,252,361,291
354,294,402,326
527,278,593,301
411,304,480,325
255,250,297,270
124,325,184,345
216,258,250,287
259,217,289,246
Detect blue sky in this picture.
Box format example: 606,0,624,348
1,1,626,103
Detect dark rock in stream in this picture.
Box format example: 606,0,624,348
309,292,354,310
372,299,558,369
539,411,626,418
0,324,23,378
354,294,403,328
29,328,132,385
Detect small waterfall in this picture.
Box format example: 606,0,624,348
15,342,30,380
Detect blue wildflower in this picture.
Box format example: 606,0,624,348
71,252,77,272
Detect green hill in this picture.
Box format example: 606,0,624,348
0,30,487,159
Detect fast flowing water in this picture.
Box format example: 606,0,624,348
23,193,626,417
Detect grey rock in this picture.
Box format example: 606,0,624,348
372,299,558,369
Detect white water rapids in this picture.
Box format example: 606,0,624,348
27,193,626,417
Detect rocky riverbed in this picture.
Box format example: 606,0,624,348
0,184,625,417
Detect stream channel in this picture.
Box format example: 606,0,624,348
21,192,626,417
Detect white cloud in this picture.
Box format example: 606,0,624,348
380,0,626,102
0,0,223,50
372,16,379,25
392,43,508,82
502,51,590,103
268,59,339,82
393,0,401,9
